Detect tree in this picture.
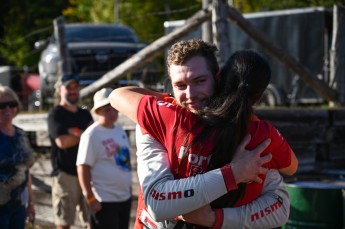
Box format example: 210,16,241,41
0,0,69,69
62,0,202,77
233,0,342,12
0,0,343,71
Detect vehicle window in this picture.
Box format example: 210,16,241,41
65,26,139,43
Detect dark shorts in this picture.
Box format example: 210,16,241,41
90,197,132,229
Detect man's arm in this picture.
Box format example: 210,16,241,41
54,134,80,149
48,111,82,149
109,86,162,123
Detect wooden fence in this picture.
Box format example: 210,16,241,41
255,108,345,173
15,109,345,174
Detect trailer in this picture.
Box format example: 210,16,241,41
164,7,332,106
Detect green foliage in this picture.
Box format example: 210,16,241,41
234,0,342,12
118,1,201,79
118,1,200,42
0,0,69,70
0,0,344,72
61,0,202,79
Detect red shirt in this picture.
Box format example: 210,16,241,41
135,95,292,227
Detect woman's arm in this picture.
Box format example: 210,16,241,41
220,169,289,228
179,169,290,228
279,150,298,176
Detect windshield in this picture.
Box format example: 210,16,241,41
64,25,139,43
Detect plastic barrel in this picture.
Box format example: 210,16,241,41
282,180,345,229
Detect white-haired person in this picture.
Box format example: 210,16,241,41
0,84,35,228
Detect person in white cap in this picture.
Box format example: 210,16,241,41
77,87,132,229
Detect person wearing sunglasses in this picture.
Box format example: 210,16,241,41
0,84,35,228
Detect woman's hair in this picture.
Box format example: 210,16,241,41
0,84,21,114
199,50,271,207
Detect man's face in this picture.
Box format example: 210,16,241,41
59,81,80,105
169,56,215,113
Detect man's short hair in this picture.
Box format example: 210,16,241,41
167,39,219,77
55,74,80,88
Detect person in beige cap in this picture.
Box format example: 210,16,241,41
77,88,132,229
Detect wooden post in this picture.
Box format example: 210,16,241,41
212,0,230,68
202,0,213,43
53,17,71,79
330,5,345,106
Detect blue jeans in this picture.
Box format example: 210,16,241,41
0,203,26,229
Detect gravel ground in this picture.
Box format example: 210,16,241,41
30,149,138,229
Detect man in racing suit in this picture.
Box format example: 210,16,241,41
110,40,292,228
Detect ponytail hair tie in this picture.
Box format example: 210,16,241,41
238,82,248,89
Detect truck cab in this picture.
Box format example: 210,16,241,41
35,23,156,108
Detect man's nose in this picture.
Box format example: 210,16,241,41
185,86,196,99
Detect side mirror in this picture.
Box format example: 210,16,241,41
34,40,48,50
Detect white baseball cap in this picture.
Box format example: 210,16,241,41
91,88,113,113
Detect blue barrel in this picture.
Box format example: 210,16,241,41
282,180,345,229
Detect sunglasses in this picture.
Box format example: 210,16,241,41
0,101,18,109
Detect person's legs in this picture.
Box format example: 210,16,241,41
118,198,132,229
0,203,26,229
91,202,117,229
52,172,79,228
9,204,26,229
0,205,10,229
90,198,131,229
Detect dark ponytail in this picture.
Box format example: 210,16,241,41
199,50,271,207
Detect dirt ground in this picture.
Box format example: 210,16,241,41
30,148,138,229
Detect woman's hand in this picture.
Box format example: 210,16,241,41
179,204,215,227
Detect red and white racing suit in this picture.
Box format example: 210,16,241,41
135,95,291,228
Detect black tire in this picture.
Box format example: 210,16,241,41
257,84,285,107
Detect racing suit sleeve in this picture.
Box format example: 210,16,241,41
136,126,230,220
220,169,289,228
136,126,290,228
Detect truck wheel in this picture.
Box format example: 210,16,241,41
257,84,285,107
